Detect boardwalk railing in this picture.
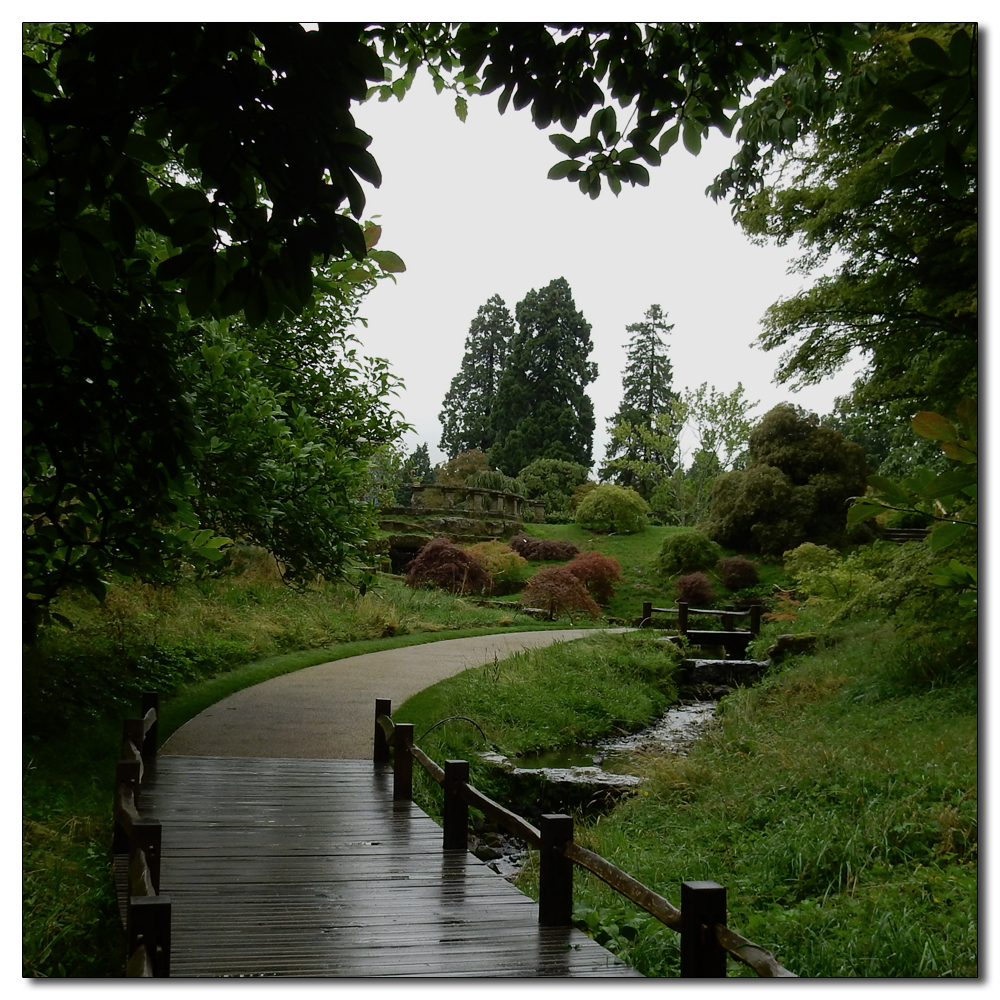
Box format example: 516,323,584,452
641,600,762,658
375,699,796,978
112,692,171,977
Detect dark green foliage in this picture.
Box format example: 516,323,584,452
716,556,760,591
675,572,716,605
655,530,722,576
601,304,678,493
519,566,602,620
404,538,491,595
516,458,590,515
575,484,649,534
439,294,515,458
489,278,597,475
566,551,625,605
741,24,977,415
701,404,871,556
508,532,579,562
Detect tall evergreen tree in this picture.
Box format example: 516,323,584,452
600,304,678,495
488,278,597,476
438,294,514,458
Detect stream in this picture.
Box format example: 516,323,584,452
472,696,721,878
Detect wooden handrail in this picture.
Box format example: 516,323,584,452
376,698,796,978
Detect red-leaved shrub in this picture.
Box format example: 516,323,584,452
716,555,760,591
565,551,624,605
675,572,716,605
405,538,491,595
519,566,601,620
508,532,579,561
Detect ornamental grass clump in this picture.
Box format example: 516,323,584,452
566,550,625,605
519,565,602,620
404,537,491,595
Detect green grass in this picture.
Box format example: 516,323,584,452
557,619,978,977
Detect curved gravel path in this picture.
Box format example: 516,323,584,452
160,629,625,760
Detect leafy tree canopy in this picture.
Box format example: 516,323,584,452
701,403,871,555
736,23,977,413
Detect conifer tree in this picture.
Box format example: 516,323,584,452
488,278,597,476
438,294,514,459
600,304,678,496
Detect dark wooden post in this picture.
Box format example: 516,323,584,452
681,880,727,977
133,818,162,893
127,895,171,977
123,717,144,756
141,692,159,760
642,601,652,627
538,814,574,926
443,760,470,850
393,723,413,801
749,604,762,637
374,698,391,763
677,601,689,637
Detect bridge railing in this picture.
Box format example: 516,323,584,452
641,601,762,658
112,692,170,977
374,699,795,978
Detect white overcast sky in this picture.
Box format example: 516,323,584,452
349,70,866,468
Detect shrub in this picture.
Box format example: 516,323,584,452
404,538,491,595
575,484,650,534
566,551,625,605
783,542,841,582
716,555,760,591
519,566,602,620
656,530,722,576
516,458,591,516
463,541,530,581
675,572,716,605
508,532,579,561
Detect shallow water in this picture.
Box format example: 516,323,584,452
502,700,718,783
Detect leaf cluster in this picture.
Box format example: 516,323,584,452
519,566,601,621
655,530,722,577
508,533,579,562
565,551,625,605
575,484,650,535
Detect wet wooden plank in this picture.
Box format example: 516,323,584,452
140,756,641,977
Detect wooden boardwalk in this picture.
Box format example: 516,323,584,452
140,755,642,977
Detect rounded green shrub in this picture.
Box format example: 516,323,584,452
783,542,840,581
575,484,649,534
655,530,722,576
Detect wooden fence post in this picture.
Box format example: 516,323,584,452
443,760,470,850
677,601,689,636
374,698,391,764
127,895,171,977
681,880,727,977
538,814,574,926
141,692,159,760
750,604,762,637
642,601,652,627
132,818,162,894
393,723,413,801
